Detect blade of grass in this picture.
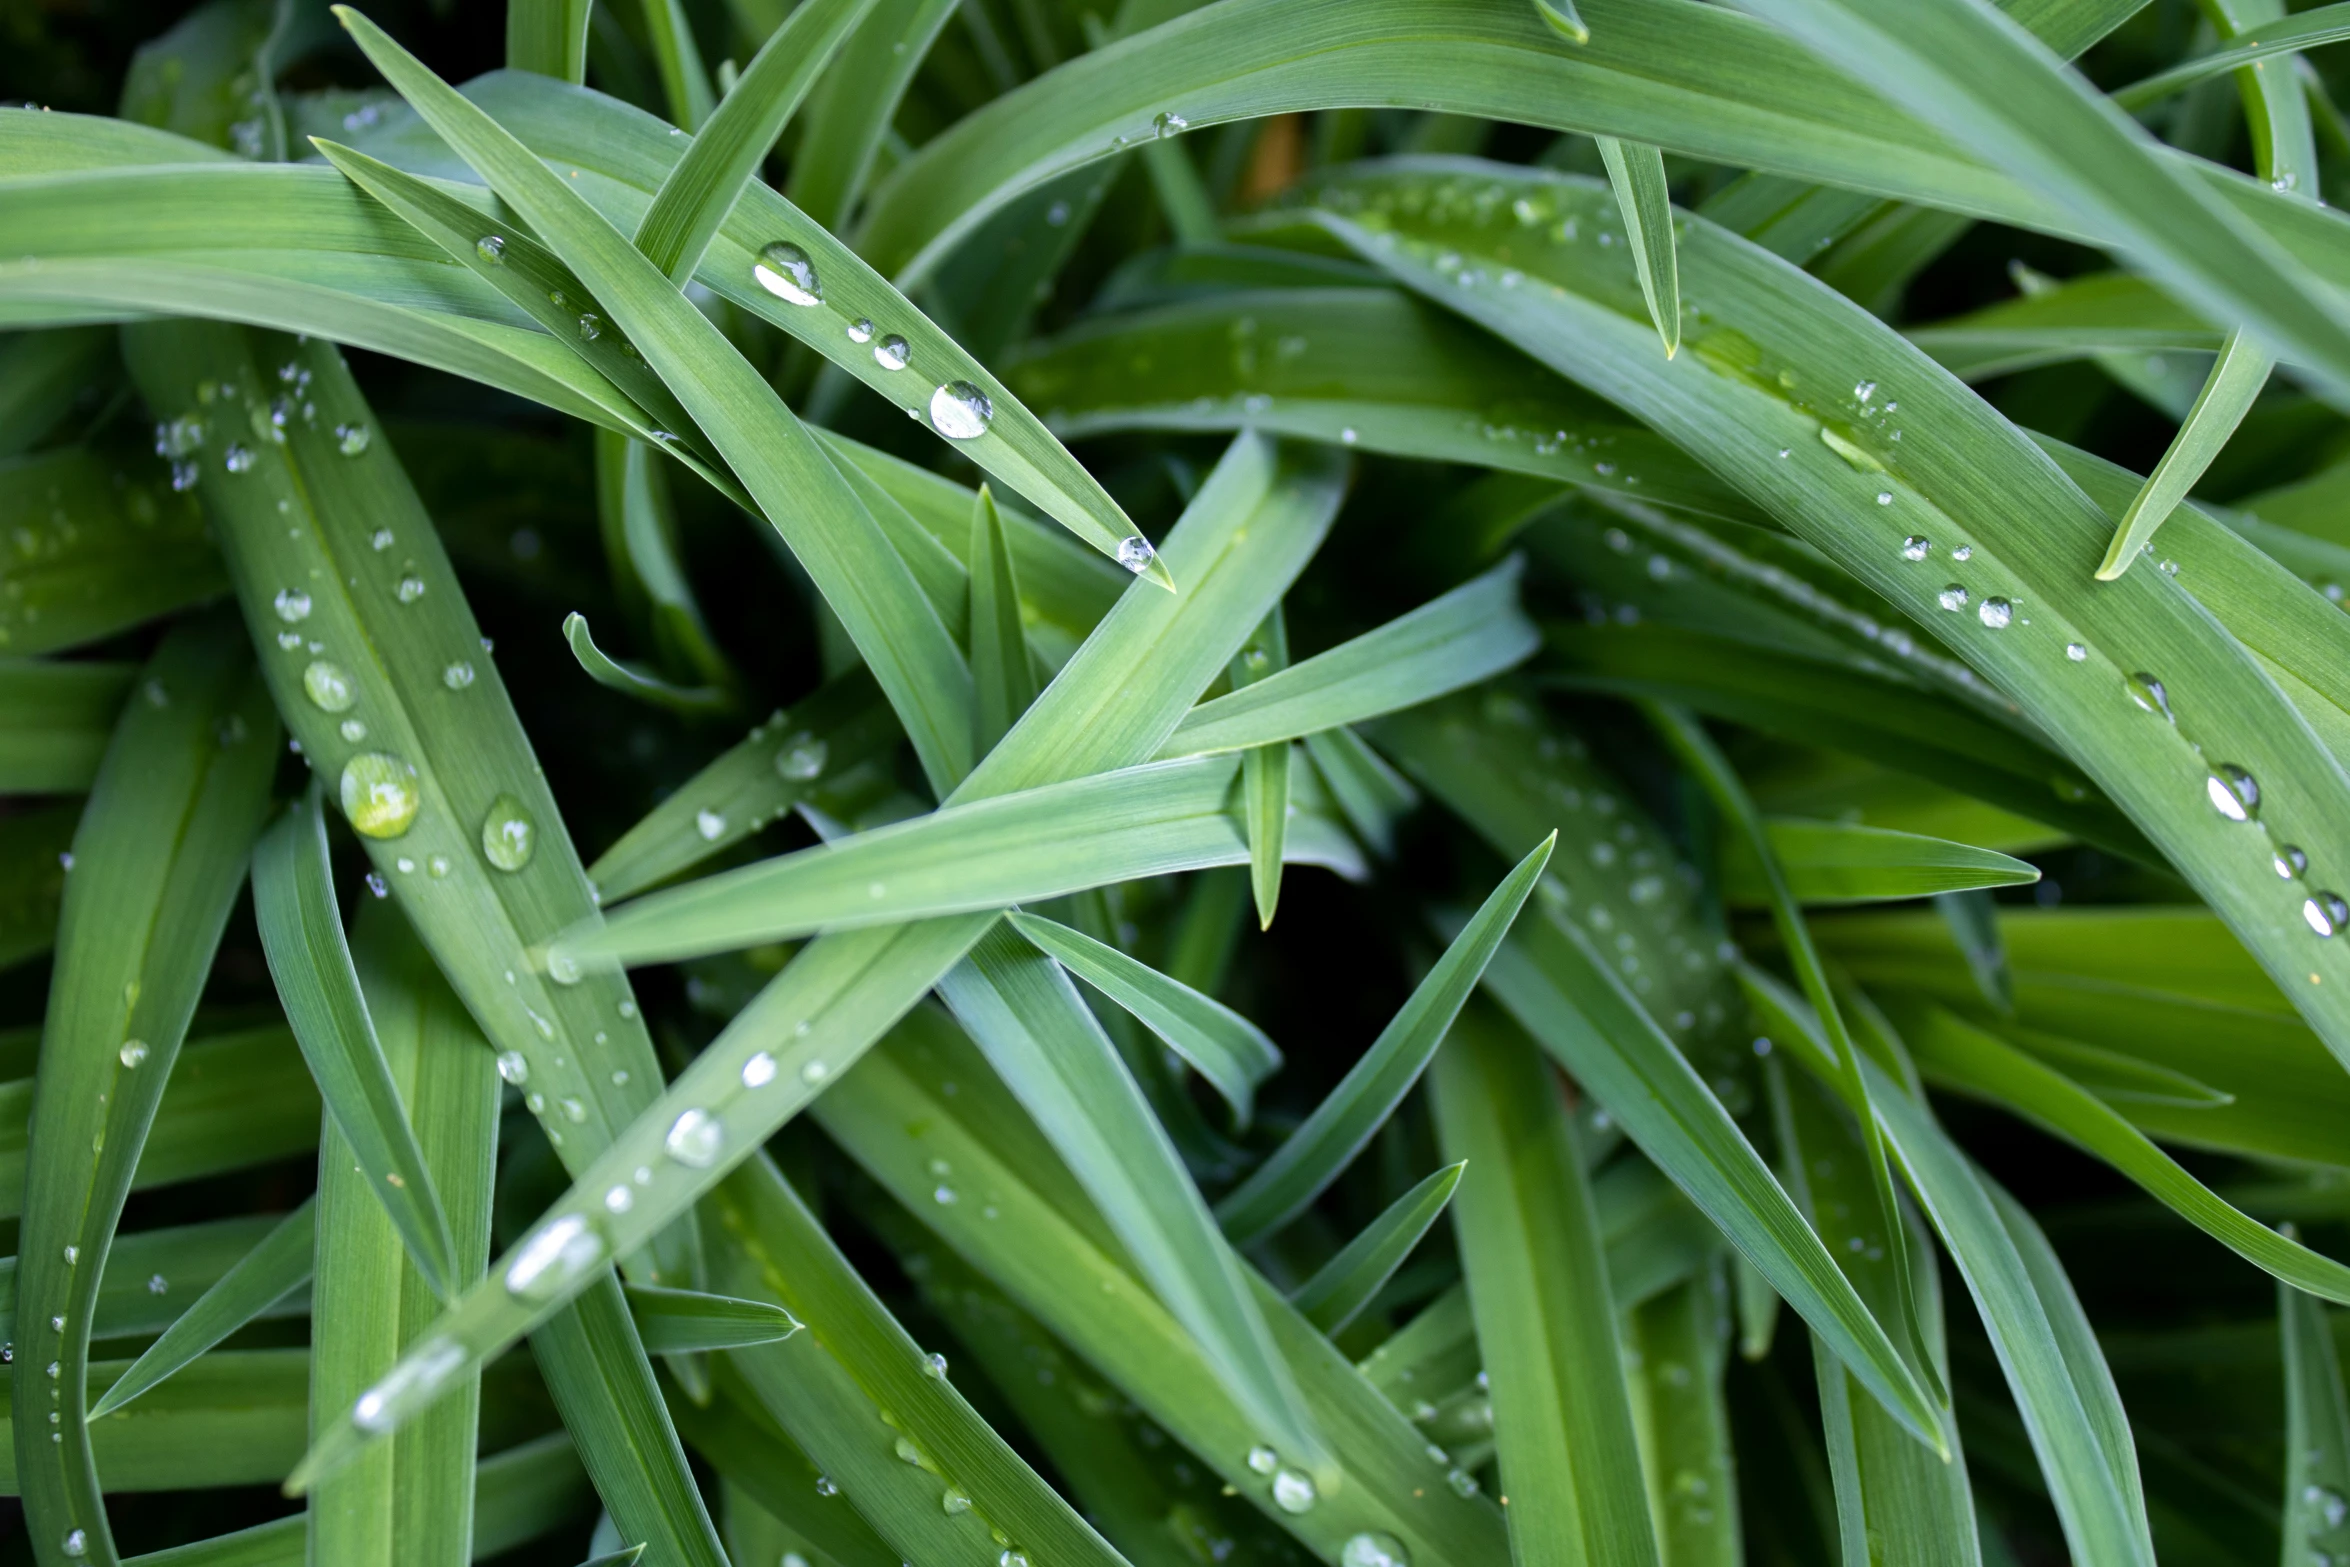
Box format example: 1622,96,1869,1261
561,612,729,715
0,1213,306,1349
0,661,134,794
13,613,277,1567
252,783,458,1301
786,0,962,230
507,0,591,81
1230,610,1290,927
2279,1230,2350,1567
638,0,716,129
622,1285,801,1355
1007,909,1280,1128
85,1201,315,1421
1216,833,1554,1244
0,446,223,657
1304,726,1417,859
592,429,740,699
969,486,1041,761
1723,819,2039,906
1626,1266,1744,1567
2113,3,2350,109
1428,1002,1661,1567
1597,137,1680,357
1289,1161,1463,1337
633,0,876,279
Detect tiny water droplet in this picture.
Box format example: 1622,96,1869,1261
664,1107,724,1167
476,235,506,264
802,1059,830,1084
2206,764,2260,821
480,794,535,870
1978,596,2013,629
335,423,371,456
274,588,312,623
1875,491,1892,506
929,381,993,440
1247,1445,1279,1475
364,871,389,898
777,735,828,780
1937,584,1968,612
873,334,909,371
1271,1468,1317,1513
2067,642,2088,662
62,1245,77,1265
847,318,874,343
340,753,421,838
396,574,426,603
815,1476,839,1496
942,1489,972,1514
1342,1533,1411,1567
61,1529,86,1557
742,1051,778,1088
1446,1466,1480,1496
2278,845,2309,879
575,313,600,342
1901,535,1930,561
443,661,475,690
696,808,727,841
119,1040,147,1069
223,444,255,474
924,1352,949,1379
753,241,823,306
1115,536,1156,574
495,1051,530,1086
1153,110,1188,136
2126,672,2174,722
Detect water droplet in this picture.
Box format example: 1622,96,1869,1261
2126,672,2174,722
801,1060,830,1084
560,1097,588,1124
664,1107,724,1167
1854,379,1877,404
340,753,421,838
503,1214,607,1302
1153,110,1189,136
302,660,356,713
2206,764,2260,821
2307,893,2348,937
924,1352,949,1378
61,1529,86,1558
1446,1466,1480,1496
1978,596,2013,629
118,1040,147,1069
942,1489,972,1514
338,718,368,743
2277,845,2309,879
274,588,312,623
1247,1445,1279,1475
1901,535,1930,561
1271,1468,1317,1513
147,1275,166,1295
873,334,909,371
335,423,371,456
753,241,823,306
603,1183,635,1214
428,854,451,878
933,1184,959,1204
480,794,536,870
929,381,994,440
352,1335,466,1431
742,1051,778,1088
575,313,601,342
1937,584,1968,612
495,1051,530,1086
696,808,727,841
896,1437,924,1466
777,736,828,781
476,236,506,264
999,1553,1029,1567
1115,536,1156,574
847,318,874,343
2066,643,2087,662
223,444,256,474
365,871,389,898
1342,1533,1410,1567
1875,491,1893,506
815,1475,839,1496
396,574,426,603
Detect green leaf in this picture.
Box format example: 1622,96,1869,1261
592,429,740,699
1007,910,1280,1127
0,446,224,657
2279,1234,2350,1567
1215,833,1554,1243
622,1284,802,1354
2097,332,2273,580
1597,136,1679,357
1724,818,2040,906
638,0,716,130
251,783,459,1301
969,486,1041,761
1303,726,1418,860
1230,609,1290,927
941,921,1334,1477
1162,557,1539,759
1535,0,1590,45
0,660,134,794
561,611,729,715
1626,1268,1744,1567
1289,1161,1463,1337
0,803,76,974
506,0,591,81
13,614,277,1567
2111,2,2350,110
331,10,980,796
788,0,964,230
1428,1002,1660,1567
85,1201,315,1421
0,328,111,459
633,0,879,280
1936,887,2016,1016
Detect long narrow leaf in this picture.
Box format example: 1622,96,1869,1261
1290,1161,1464,1337
85,1201,315,1421
1598,137,1680,357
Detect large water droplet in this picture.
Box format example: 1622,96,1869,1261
873,334,909,371
1246,1445,1279,1475
1978,596,2012,629
1937,584,1968,612
696,808,727,841
495,1051,530,1086
443,661,475,690
119,1039,148,1069
664,1107,724,1167
503,1214,607,1302
302,660,356,713
1900,535,1930,561
480,794,535,871
2205,764,2260,822
942,1489,972,1514
741,1051,778,1088
1115,536,1156,574
2306,892,2348,937
476,235,506,264
1271,1468,1317,1514
1342,1533,1411,1567
2126,672,2174,722
340,753,421,838
776,735,828,781
274,588,312,623
753,242,823,306
847,318,874,343
2277,844,2309,879
929,381,994,440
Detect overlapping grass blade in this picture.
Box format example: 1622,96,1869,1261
787,0,963,230
1431,1002,1660,1567
561,612,728,715
13,613,276,1567
0,326,109,457
0,446,222,657
622,1286,800,1355
1726,818,2038,906
1279,158,2350,1067
505,0,590,82
2279,1240,2350,1567
0,660,133,793
44,1349,313,1497
307,902,501,1567
2096,333,2272,578
2112,3,2350,110
632,0,879,280
85,1200,314,1420
592,430,738,699
968,486,1040,760
333,10,978,795
0,1213,307,1349
1008,909,1279,1127
1216,833,1552,1243
1626,1269,1742,1566
1597,137,1679,357
1162,556,1538,758
252,784,458,1301
1228,610,1290,926
1290,1161,1463,1336
637,0,716,130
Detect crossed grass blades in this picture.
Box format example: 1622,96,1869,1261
15,0,2350,1561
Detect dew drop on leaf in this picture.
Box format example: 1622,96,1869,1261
753,241,823,306
929,381,994,440
480,794,535,870
340,753,421,838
